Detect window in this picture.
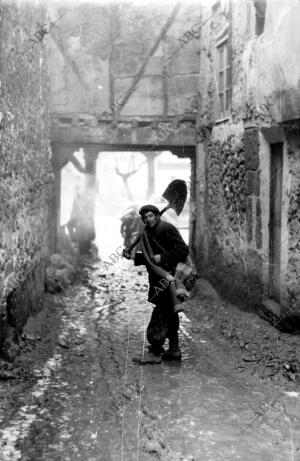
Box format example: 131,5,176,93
217,39,231,116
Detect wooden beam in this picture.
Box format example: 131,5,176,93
116,2,182,114
70,154,86,174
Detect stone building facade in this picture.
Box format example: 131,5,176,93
0,2,53,349
195,0,300,321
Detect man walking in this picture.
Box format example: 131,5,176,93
124,204,189,363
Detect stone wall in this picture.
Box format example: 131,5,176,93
0,2,53,349
196,0,300,317
200,128,269,309
286,132,300,308
203,132,262,306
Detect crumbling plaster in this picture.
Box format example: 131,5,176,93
240,0,300,122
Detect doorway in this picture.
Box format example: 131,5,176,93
269,143,283,302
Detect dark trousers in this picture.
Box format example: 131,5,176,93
146,302,179,351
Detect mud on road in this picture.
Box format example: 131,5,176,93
0,258,300,460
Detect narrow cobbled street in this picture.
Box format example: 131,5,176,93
0,258,299,461
2,1,300,460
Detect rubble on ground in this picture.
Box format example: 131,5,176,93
193,279,300,383
45,254,76,293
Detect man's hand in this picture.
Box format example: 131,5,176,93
122,249,132,260
151,254,161,264
166,273,175,282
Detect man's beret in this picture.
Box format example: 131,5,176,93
139,204,160,216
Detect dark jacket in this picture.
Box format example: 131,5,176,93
145,219,189,304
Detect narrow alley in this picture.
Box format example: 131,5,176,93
1,0,300,459
0,258,299,460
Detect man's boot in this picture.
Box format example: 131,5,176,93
132,343,164,364
132,351,162,365
148,344,165,354
162,335,182,361
162,346,182,361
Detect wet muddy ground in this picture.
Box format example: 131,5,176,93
0,258,300,460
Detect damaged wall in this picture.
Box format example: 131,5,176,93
196,0,300,318
0,2,53,349
286,132,300,307
203,131,262,306
240,0,300,123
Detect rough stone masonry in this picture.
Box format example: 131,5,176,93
0,2,53,350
